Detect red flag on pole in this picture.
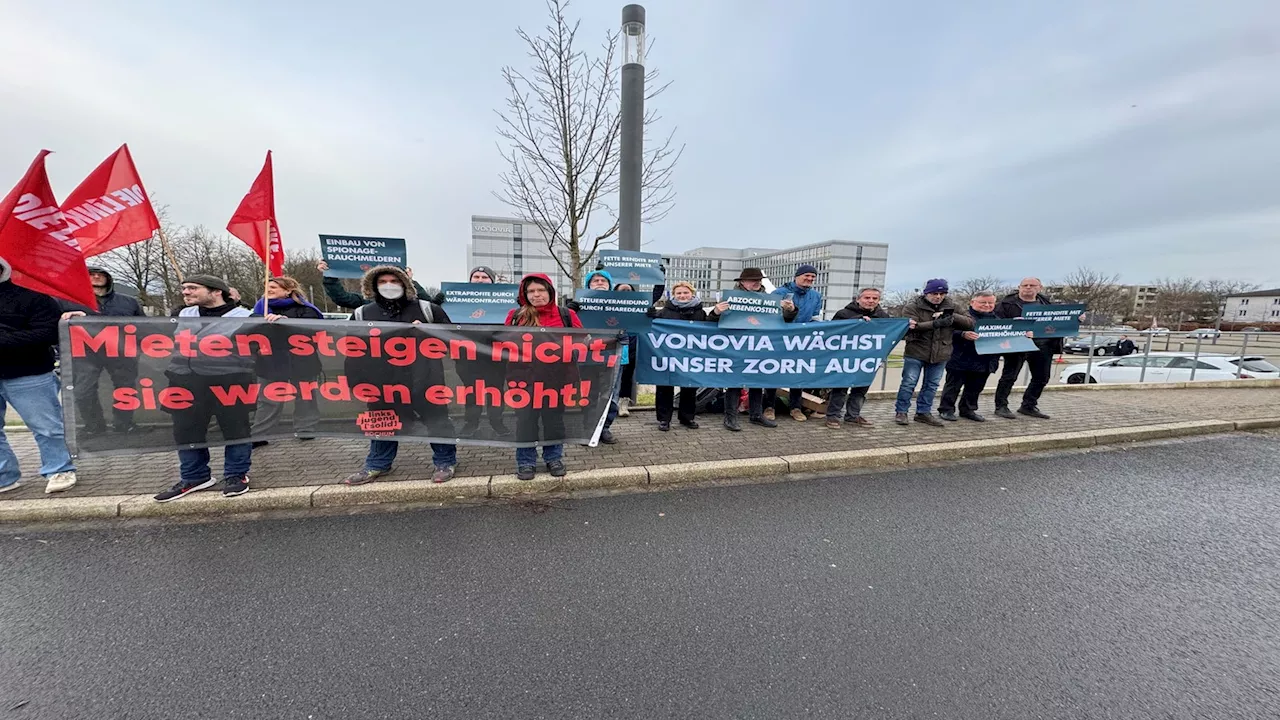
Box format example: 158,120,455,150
61,143,161,257
226,151,284,276
0,150,95,307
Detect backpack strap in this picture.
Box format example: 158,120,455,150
419,300,434,324
559,306,572,327
353,305,364,321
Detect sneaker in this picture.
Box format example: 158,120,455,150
723,416,742,432
114,424,141,435
825,419,842,429
680,420,700,429
658,420,671,432
749,416,778,428
546,459,567,477
914,413,945,427
1018,407,1051,420
154,478,216,502
343,468,390,486
995,407,1018,420
298,435,316,441
894,412,909,425
790,408,807,422
82,424,108,438
850,416,874,428
460,420,481,436
491,422,512,437
44,471,77,494
939,412,959,422
431,465,456,484
763,408,776,422
617,397,631,417
599,429,617,444
0,481,23,495
517,465,536,481
961,412,987,422
221,475,250,497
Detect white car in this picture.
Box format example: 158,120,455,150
1186,328,1221,339
1060,353,1280,384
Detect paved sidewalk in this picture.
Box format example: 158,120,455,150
4,387,1279,501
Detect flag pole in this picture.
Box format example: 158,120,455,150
263,219,273,309
156,227,184,282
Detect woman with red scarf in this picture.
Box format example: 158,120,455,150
504,274,583,481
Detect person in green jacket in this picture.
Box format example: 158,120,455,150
316,260,430,309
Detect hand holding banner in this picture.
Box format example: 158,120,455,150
441,282,519,324
717,291,785,329
973,319,1038,355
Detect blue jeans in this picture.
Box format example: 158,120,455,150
178,444,252,482
0,372,75,487
516,444,563,468
895,357,946,415
366,440,457,471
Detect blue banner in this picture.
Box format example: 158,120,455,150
440,283,519,324
573,289,653,331
598,250,665,286
974,319,1038,355
637,319,909,389
717,290,785,329
1020,303,1086,338
319,234,407,278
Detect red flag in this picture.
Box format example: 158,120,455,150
226,151,284,276
61,144,161,257
0,150,95,307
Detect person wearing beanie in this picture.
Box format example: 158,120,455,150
893,279,974,427
993,277,1058,420
0,256,78,495
770,263,823,422
153,273,256,502
647,281,712,432
340,266,459,486
58,266,147,437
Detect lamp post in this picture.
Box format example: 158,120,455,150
619,4,645,252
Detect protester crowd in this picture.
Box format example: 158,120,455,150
0,254,1064,503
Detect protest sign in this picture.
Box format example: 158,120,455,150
1020,303,1086,338
573,289,653,332
59,317,621,456
717,290,785,329
319,234,408,278
974,319,1039,355
637,319,909,389
441,282,519,324
598,250,665,286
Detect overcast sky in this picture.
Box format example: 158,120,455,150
2,0,1277,292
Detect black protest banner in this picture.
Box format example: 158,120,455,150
60,317,623,456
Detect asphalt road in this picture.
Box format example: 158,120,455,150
2,435,1278,720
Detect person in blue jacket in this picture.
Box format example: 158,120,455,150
770,264,823,422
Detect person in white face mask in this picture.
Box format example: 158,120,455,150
343,266,459,485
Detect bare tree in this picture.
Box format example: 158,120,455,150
1201,278,1259,326
494,0,682,288
880,289,917,316
1150,277,1217,328
1054,266,1130,324
952,275,1012,305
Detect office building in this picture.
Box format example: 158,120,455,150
468,216,573,295
1224,288,1280,324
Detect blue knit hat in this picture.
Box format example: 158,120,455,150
923,278,949,294
795,263,818,277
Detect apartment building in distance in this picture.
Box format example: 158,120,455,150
1044,283,1161,320
1223,288,1280,324
468,215,890,319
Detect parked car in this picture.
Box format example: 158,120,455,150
1139,327,1170,335
1186,328,1221,339
1060,353,1280,384
1063,336,1120,356
1241,327,1263,333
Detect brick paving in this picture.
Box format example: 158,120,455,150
3,387,1278,501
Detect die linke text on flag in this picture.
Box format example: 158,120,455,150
0,150,95,307
227,151,284,275
60,143,161,257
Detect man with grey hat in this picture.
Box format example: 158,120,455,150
153,274,256,502
709,267,795,430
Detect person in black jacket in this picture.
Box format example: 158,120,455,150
341,265,459,486
58,266,147,436
316,260,430,309
249,276,325,446
993,277,1057,420
1115,335,1137,357
0,256,78,495
825,288,888,428
938,291,1001,422
646,281,709,431
706,268,787,430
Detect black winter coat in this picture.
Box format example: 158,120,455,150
995,292,1062,353
255,302,324,381
0,281,60,380
648,303,710,322
946,308,1000,373
323,276,430,310
832,302,890,321
344,297,451,389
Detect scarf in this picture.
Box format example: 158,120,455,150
668,292,703,310
253,296,323,317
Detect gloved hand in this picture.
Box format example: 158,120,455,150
566,300,581,312
933,314,954,329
